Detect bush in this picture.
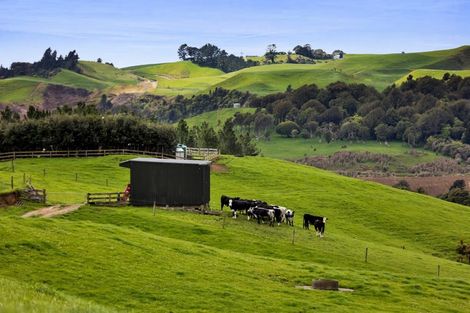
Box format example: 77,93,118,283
393,180,411,190
276,121,300,138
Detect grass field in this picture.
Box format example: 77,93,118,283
178,107,256,129
1,155,470,312
123,46,470,96
395,69,470,85
257,135,439,164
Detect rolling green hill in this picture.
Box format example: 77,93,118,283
0,61,145,105
124,46,470,96
1,155,470,312
395,69,470,85
124,61,226,95
2,46,469,104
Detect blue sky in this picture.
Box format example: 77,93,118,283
1,0,469,67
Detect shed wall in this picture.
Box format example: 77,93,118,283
129,162,210,206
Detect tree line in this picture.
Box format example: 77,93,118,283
0,114,175,153
177,43,257,72
176,119,257,156
0,48,80,79
226,74,470,153
0,104,258,157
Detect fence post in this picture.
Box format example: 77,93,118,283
23,173,25,184
13,151,16,160
86,193,90,204
75,173,78,182
437,265,440,278
10,176,13,190
43,189,46,204
365,247,368,263
153,201,156,216
43,168,46,176
292,228,295,245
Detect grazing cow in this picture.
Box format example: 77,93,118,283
303,214,328,237
220,195,240,210
285,210,295,226
248,207,275,226
270,206,287,224
229,199,256,218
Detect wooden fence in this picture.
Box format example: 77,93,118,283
0,149,175,162
186,147,219,160
86,192,127,206
19,188,47,204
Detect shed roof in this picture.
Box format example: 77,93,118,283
119,158,211,168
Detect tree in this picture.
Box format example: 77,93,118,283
276,121,300,138
374,123,395,141
197,122,218,148
98,94,112,111
218,118,242,155
97,58,102,63
272,99,293,122
394,180,411,190
253,113,274,137
177,44,189,60
450,179,466,191
265,44,278,63
238,132,258,155
176,119,189,144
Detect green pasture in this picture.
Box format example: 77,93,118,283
257,135,439,164
0,155,470,312
395,69,470,85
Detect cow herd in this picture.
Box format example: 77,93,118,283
220,195,327,237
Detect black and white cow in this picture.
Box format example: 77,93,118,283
303,213,327,237
247,206,275,226
220,195,240,210
229,199,264,218
285,209,295,226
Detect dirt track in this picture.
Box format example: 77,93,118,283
22,204,82,218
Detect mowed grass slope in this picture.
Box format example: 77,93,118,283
124,46,470,96
1,155,470,312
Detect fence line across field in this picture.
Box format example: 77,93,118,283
0,148,219,162
0,149,175,161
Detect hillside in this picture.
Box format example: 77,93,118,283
395,69,470,84
0,61,147,106
124,46,470,96
1,155,470,312
124,61,226,95
2,46,470,106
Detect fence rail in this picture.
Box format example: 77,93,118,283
186,147,219,160
86,192,127,206
0,149,176,162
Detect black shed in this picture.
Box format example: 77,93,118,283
119,158,211,207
